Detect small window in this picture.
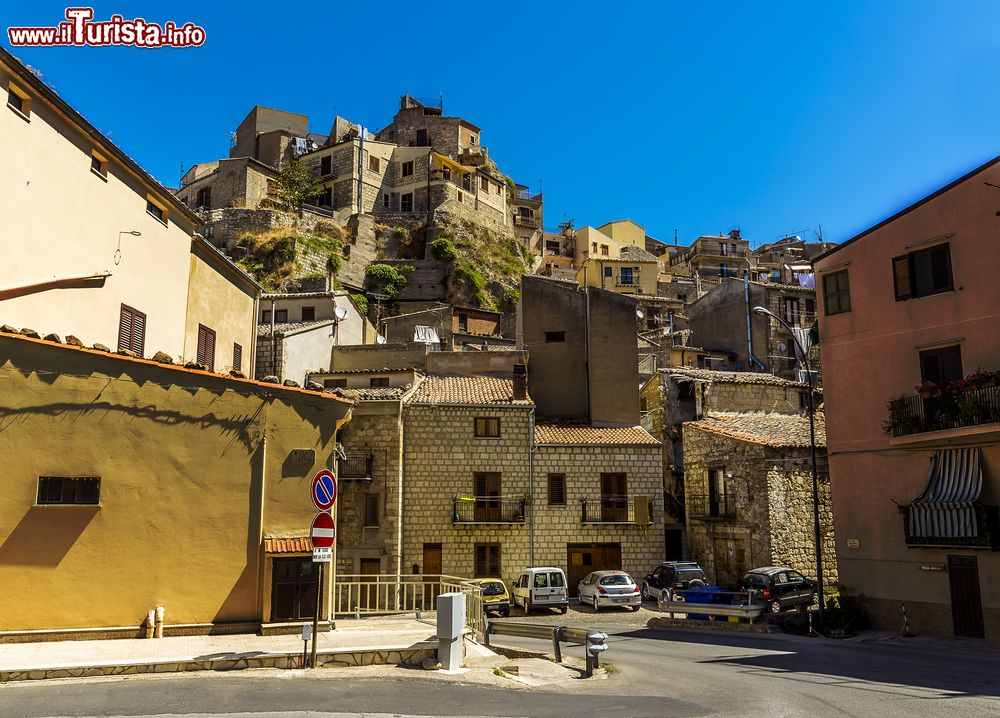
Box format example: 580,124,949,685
196,186,211,209
196,324,217,370
544,331,566,343
37,477,100,505
118,303,146,355
474,417,501,438
470,134,477,144
480,176,489,191
146,198,166,224
370,377,390,387
457,313,469,333
919,345,963,385
893,244,953,301
275,309,288,323
547,474,566,506
415,128,428,146
603,266,612,278
382,193,390,209
364,494,380,527
7,83,30,118
233,343,243,372
320,155,332,175
474,543,501,578
369,155,380,172
261,310,272,323
401,193,413,212
318,187,332,207
600,245,609,256
822,269,851,315
324,378,348,388
301,306,316,322
91,152,108,179
401,160,414,177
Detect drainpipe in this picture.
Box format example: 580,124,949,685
528,407,537,567
744,276,765,371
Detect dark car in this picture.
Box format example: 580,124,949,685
742,567,818,613
641,561,709,602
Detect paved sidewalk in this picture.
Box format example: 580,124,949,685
0,616,478,680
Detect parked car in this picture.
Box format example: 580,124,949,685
511,567,569,614
577,570,642,612
469,578,510,617
742,566,818,613
641,561,709,602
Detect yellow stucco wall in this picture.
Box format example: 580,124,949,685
576,258,659,295
0,334,351,632
184,243,257,371
596,219,646,249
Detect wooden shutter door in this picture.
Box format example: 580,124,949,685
118,306,132,353
197,325,216,370
892,255,912,301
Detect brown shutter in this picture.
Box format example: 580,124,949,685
131,309,145,356
118,306,132,352
233,343,243,372
892,254,912,301
197,325,216,370
118,304,146,355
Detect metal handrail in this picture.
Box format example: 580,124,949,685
483,620,607,677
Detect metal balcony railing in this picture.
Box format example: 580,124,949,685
515,215,541,228
886,385,1000,437
452,496,526,524
580,496,652,524
687,493,737,520
902,505,1000,549
338,453,374,480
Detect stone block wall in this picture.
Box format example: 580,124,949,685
335,402,404,577
766,462,838,585
703,382,805,415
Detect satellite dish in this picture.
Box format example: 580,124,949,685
334,305,349,321
376,335,387,344
636,309,645,320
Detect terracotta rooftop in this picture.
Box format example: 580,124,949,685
685,411,826,448
535,422,659,446
405,375,532,406
263,537,311,554
0,328,352,405
617,244,661,263
257,320,332,337
320,368,416,375
665,367,808,387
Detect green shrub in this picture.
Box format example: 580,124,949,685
351,293,369,316
365,263,409,296
431,237,458,262
500,288,520,313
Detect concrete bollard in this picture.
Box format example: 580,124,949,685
155,606,165,638
436,592,465,671
145,609,156,639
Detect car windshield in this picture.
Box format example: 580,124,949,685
599,574,632,586
677,569,706,581
548,572,564,587
481,581,506,596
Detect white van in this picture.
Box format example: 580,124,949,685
511,567,569,614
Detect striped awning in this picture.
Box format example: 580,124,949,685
908,449,983,538
263,537,311,554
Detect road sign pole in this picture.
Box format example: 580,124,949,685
310,561,323,668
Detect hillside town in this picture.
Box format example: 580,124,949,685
1,19,999,716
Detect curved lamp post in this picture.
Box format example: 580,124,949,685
753,305,824,630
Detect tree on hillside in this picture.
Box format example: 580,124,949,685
275,160,322,211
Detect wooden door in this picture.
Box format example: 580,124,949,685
567,543,622,596
423,543,442,604
474,472,501,522
948,555,985,638
600,473,628,522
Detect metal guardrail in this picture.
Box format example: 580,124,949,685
484,621,608,677
580,495,651,524
657,592,765,624
887,385,1000,437
453,497,526,524
338,453,373,480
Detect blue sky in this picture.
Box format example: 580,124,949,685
5,1,1000,247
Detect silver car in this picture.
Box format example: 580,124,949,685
577,570,641,612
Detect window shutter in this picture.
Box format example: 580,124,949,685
892,255,912,301
130,310,145,356
475,473,486,497
233,343,242,372
475,544,486,576
118,306,132,352
489,545,500,576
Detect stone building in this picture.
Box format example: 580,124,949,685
175,157,277,213
640,368,812,559
682,412,836,590
686,278,818,381
399,375,664,590
667,230,751,280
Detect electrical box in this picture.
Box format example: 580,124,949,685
436,592,465,640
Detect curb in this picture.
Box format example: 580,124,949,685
646,617,778,634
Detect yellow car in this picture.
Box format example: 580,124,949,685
469,578,511,617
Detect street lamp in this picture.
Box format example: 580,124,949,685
115,230,142,265
753,305,825,631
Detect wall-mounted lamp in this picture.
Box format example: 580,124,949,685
115,230,142,265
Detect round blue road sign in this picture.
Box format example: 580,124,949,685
311,469,337,511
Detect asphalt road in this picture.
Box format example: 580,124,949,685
3,619,999,718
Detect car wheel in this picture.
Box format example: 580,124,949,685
641,583,650,601
770,600,782,614
525,598,532,615
631,604,641,612
560,606,568,615
593,596,601,612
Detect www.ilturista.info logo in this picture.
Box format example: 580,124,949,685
8,7,205,48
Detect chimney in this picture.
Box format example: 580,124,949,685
512,363,527,401
728,228,741,240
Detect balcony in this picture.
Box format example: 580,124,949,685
581,495,652,525
687,494,738,521
515,215,541,229
902,504,1000,549
886,385,1000,439
338,453,374,480
452,496,526,524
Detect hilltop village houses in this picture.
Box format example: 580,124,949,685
2,42,848,643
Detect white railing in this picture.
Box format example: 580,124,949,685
333,574,484,636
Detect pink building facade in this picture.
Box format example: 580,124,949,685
816,156,1000,639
